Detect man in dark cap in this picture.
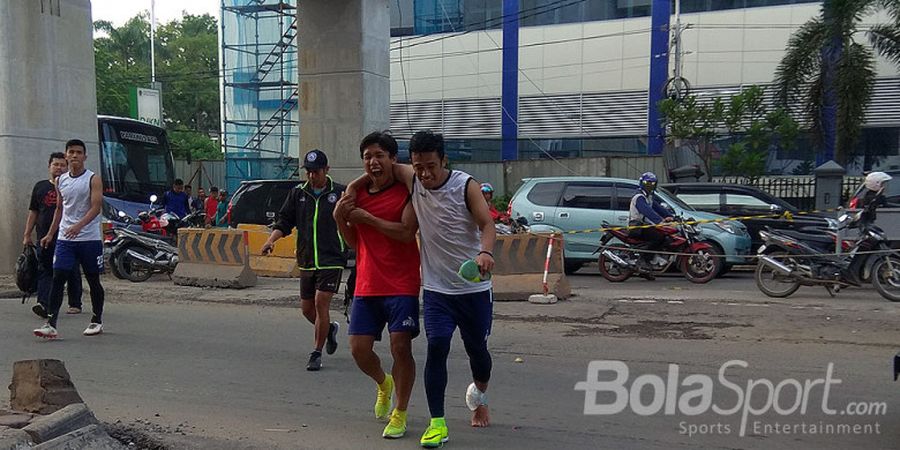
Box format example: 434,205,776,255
261,149,349,371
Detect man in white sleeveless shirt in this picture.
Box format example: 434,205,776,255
397,131,497,447
34,139,106,339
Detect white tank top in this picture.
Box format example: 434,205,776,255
57,169,102,242
412,170,491,295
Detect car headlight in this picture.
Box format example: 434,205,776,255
714,221,738,234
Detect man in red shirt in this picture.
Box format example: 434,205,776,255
204,186,219,226
333,131,420,440
480,182,508,223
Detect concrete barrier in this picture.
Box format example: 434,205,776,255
237,224,301,278
492,233,570,301
173,228,257,288
22,404,97,444
9,360,83,415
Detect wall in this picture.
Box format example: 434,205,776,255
0,0,97,272
174,159,227,191
454,155,665,195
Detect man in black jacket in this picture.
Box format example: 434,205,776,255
262,149,349,371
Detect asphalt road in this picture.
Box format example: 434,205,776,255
0,271,898,449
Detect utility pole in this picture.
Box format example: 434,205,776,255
150,0,156,84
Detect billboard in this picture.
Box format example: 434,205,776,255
129,87,162,127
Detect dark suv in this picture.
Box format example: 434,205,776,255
228,179,356,262
663,183,837,250
227,179,301,228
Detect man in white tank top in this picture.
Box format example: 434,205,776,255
34,139,106,340
398,131,497,447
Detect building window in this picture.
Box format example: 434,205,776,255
391,0,820,36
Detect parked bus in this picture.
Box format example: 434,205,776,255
97,115,176,222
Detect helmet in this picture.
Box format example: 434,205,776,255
480,183,494,194
864,172,892,192
639,172,658,192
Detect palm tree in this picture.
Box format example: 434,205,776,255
774,0,900,166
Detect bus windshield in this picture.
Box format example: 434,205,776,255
98,118,175,203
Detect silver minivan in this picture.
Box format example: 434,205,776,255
508,177,753,274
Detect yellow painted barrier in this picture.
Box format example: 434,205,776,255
238,224,301,278
173,228,257,288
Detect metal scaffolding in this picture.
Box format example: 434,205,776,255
220,0,299,192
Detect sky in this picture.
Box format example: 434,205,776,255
91,0,220,28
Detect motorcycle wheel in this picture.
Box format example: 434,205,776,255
116,248,154,283
680,248,722,284
871,255,900,302
108,251,126,280
599,249,633,282
754,252,801,298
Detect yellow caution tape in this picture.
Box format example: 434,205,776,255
553,207,840,235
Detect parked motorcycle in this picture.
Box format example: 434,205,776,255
139,194,206,237
106,210,179,282
495,217,530,235
754,202,900,302
598,216,722,283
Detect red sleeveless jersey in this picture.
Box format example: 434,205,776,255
354,182,421,296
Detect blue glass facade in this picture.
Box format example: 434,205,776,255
391,0,820,36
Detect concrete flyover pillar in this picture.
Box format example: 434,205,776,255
0,0,98,272
298,0,391,183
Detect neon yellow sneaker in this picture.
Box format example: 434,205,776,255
375,374,394,420
420,418,449,448
382,409,407,439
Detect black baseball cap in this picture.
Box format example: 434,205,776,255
303,149,328,170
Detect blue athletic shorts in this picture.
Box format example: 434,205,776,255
53,240,104,274
349,296,420,340
423,289,493,342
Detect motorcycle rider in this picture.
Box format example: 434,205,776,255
480,183,508,223
629,172,673,270
850,172,892,222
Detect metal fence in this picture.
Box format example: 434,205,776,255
174,159,226,191
713,175,865,210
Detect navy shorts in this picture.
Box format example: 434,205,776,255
349,296,420,340
423,289,493,343
53,240,104,274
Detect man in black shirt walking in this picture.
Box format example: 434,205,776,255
261,149,348,371
23,152,82,318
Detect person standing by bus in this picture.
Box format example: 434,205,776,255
24,152,82,318
34,139,107,339
214,190,229,227
162,179,190,218
205,186,219,226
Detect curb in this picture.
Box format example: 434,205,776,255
23,404,97,444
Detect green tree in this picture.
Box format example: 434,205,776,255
660,86,799,180
93,13,222,160
774,0,900,165
658,95,722,180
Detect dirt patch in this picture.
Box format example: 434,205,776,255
565,320,751,339
104,422,170,450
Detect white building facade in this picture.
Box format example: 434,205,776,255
388,0,900,174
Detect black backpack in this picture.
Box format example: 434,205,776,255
16,245,39,303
